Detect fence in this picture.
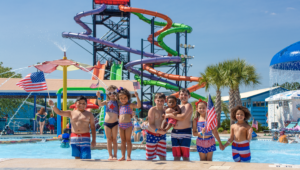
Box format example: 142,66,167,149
1,118,56,135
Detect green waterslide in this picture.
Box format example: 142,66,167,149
132,13,204,100
132,12,192,58
134,75,205,100
110,62,123,80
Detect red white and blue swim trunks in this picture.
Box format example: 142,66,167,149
171,128,192,158
70,133,91,159
146,130,166,160
232,140,251,162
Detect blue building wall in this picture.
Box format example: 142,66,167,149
221,87,288,127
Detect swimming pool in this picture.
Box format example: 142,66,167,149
0,137,299,165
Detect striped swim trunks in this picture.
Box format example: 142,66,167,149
146,130,166,160
70,133,91,159
171,128,192,158
232,140,251,162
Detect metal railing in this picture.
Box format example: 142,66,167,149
0,118,56,135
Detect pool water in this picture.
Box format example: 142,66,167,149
0,137,299,164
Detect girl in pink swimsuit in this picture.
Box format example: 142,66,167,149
117,87,141,161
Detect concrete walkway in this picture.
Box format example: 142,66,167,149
0,159,297,170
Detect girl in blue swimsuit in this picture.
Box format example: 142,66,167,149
97,85,119,160
133,115,142,142
117,87,141,161
36,108,47,135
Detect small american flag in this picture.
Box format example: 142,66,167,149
206,94,217,132
90,80,99,89
252,118,258,130
133,82,140,90
16,72,48,92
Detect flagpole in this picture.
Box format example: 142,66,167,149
43,72,54,115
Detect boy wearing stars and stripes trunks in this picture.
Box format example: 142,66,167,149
146,93,167,160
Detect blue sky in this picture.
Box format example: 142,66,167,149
1,0,300,99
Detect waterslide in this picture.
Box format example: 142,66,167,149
110,61,123,80
62,4,205,100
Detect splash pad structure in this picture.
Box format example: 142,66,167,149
268,41,300,129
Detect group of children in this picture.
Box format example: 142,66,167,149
48,86,253,163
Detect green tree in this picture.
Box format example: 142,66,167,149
199,63,225,127
0,62,24,118
233,59,260,106
273,82,300,90
223,59,260,125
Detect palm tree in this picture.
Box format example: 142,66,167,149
222,60,238,116
233,59,260,107
199,63,225,128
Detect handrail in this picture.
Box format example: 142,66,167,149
56,87,106,95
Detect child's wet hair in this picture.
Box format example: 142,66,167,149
155,93,166,100
76,95,87,104
117,87,131,101
231,105,251,121
167,95,177,102
179,88,190,95
63,128,69,134
50,114,54,117
39,107,45,114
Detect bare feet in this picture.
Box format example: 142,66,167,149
108,156,113,160
127,156,132,161
112,156,118,160
118,157,125,161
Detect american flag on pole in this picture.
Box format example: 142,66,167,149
133,82,140,90
206,94,217,132
252,118,258,130
16,72,48,92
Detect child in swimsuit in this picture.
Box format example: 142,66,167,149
36,108,47,135
60,128,70,148
192,99,224,161
97,85,119,160
272,131,279,141
116,87,141,161
161,95,181,131
133,115,142,142
223,105,252,162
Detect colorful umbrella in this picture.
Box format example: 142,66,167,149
33,53,94,133
70,101,99,109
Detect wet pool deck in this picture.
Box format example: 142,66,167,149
0,159,298,170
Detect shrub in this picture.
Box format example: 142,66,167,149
221,118,230,130
218,127,224,132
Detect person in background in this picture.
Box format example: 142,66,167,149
140,117,148,144
36,108,47,135
60,128,70,148
272,131,279,141
48,114,56,134
3,114,8,123
133,115,142,142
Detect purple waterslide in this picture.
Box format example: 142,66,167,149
62,4,182,87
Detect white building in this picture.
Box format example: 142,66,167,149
265,90,300,129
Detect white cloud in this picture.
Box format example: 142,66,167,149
270,13,276,15
287,7,295,10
